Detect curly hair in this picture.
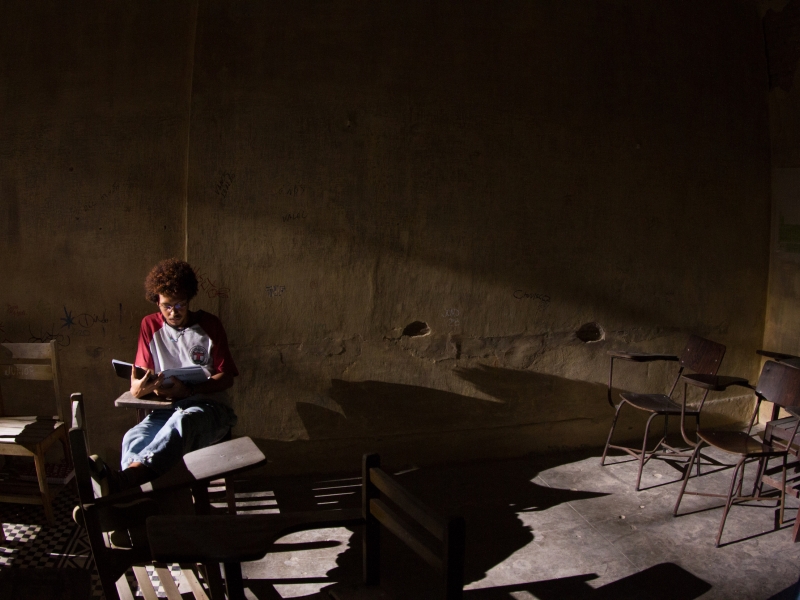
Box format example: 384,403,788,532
144,258,199,304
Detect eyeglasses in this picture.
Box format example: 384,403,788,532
158,301,188,313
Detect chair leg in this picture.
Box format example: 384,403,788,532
734,461,746,497
792,511,800,543
223,562,247,600
695,416,701,477
780,454,788,525
33,451,55,526
636,413,660,491
600,402,625,466
674,442,704,516
225,477,237,514
200,563,226,600
716,457,747,547
114,572,134,600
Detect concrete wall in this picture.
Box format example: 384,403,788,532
763,0,800,369
1,1,772,472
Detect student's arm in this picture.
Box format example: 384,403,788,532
130,368,165,398
153,371,234,400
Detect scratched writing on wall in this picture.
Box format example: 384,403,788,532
278,183,305,197
266,285,286,298
6,304,25,317
29,323,69,346
513,290,551,302
60,306,111,337
196,271,230,299
442,308,461,327
215,171,235,200
282,210,307,222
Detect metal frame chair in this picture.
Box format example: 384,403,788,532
673,360,800,546
601,335,726,490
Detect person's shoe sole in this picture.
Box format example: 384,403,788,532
87,454,111,497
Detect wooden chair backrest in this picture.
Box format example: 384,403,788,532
69,395,156,600
0,341,62,421
757,361,800,411
69,395,95,506
680,335,725,376
362,453,465,599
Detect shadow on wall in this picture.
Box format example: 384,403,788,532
287,365,646,468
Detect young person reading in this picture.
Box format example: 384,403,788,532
91,258,238,494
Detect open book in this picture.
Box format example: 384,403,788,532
112,359,211,385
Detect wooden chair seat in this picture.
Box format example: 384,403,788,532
619,393,685,414
696,429,774,456
0,417,65,449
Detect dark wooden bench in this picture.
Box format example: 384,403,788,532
146,453,466,600
327,453,466,600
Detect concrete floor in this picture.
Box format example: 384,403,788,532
236,442,800,600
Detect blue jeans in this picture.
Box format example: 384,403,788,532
121,398,238,475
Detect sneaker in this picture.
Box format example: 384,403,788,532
87,454,120,497
72,505,85,528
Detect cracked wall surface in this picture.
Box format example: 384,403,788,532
1,1,772,470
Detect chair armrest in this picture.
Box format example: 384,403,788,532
114,391,173,411
146,509,364,563
680,374,753,392
607,351,679,363
139,437,266,493
71,393,86,430
90,437,267,505
757,349,800,362
606,351,679,409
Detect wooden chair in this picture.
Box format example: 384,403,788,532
674,360,800,546
144,453,463,599
69,393,268,600
114,390,238,513
327,453,466,600
147,509,364,600
756,349,800,420
0,341,69,524
601,335,733,490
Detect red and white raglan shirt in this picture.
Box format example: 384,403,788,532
135,311,239,406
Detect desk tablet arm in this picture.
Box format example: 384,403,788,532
678,374,754,445
757,349,800,362
606,351,680,408
679,374,753,393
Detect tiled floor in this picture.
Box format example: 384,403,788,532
2,443,800,599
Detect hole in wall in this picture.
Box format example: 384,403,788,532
576,322,604,343
402,321,431,337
